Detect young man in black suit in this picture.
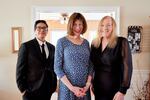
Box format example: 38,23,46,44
16,20,57,100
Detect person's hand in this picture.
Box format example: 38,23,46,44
71,86,86,97
113,91,124,100
90,84,94,96
83,82,91,94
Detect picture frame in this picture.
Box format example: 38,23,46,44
127,26,142,53
11,27,22,53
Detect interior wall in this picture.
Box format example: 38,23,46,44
0,0,150,100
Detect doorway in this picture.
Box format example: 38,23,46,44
31,6,120,46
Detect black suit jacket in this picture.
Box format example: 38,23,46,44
16,38,57,97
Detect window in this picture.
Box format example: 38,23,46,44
88,30,97,45
32,6,120,44
50,30,67,46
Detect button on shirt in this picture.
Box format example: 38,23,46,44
36,38,49,59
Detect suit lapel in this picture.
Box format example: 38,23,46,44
33,38,43,61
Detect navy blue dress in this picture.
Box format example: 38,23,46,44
54,37,93,100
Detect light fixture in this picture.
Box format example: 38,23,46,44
60,13,68,24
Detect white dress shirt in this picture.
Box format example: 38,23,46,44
36,38,49,59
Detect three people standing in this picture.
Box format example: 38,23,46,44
16,14,132,100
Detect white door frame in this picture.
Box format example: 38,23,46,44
31,6,120,37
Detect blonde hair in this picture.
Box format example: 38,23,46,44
67,12,87,36
92,16,118,48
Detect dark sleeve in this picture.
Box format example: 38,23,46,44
49,45,57,93
52,46,55,69
49,45,55,70
90,45,95,64
119,38,133,94
16,43,27,93
90,45,95,92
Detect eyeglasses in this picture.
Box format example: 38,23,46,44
36,26,48,32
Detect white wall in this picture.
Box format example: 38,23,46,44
0,0,150,99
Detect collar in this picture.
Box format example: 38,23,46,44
36,37,46,46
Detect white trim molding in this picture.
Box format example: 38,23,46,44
31,6,120,37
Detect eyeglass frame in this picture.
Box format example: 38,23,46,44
36,26,48,32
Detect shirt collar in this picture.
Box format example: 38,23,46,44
36,37,46,46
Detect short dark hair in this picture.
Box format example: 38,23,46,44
67,12,87,35
34,20,48,31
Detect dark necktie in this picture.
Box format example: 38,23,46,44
41,44,46,60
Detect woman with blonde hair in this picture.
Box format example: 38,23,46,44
91,16,133,100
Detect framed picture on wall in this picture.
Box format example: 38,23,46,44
127,26,142,53
11,27,22,53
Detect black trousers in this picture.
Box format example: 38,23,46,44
23,91,52,100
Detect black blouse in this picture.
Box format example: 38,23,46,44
91,37,133,94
